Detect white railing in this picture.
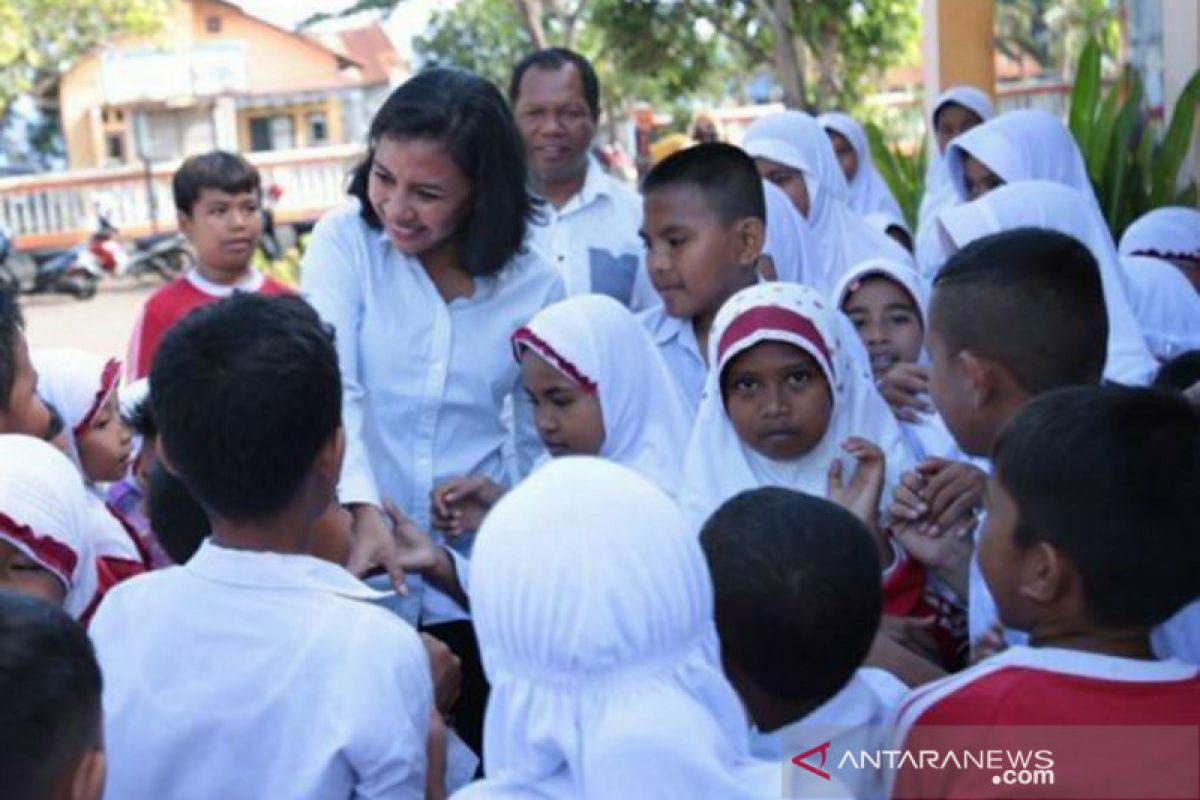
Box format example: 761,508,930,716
0,143,364,250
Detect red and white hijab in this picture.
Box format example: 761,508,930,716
678,282,913,527
512,294,693,496
0,435,100,619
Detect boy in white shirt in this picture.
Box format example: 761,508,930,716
91,294,436,800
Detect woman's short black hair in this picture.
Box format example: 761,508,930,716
348,67,535,277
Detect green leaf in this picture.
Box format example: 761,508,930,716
1149,68,1200,207
1069,38,1102,153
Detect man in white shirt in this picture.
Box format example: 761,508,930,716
91,294,436,800
510,48,647,308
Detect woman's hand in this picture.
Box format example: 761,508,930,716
430,475,505,536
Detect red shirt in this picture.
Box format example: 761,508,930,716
127,270,292,380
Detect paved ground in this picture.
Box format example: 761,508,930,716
21,277,158,358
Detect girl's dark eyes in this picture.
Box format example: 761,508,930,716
787,370,813,385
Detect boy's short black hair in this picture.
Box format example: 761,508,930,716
509,48,600,118
932,228,1107,395
172,150,261,216
348,67,534,278
700,487,881,707
1153,350,1200,393
150,294,341,522
0,591,102,800
146,462,209,564
0,284,22,412
642,143,766,225
994,385,1200,629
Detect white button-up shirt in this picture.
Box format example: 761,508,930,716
91,540,432,800
528,159,647,308
638,305,708,416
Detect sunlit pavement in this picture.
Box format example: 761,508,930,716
21,277,158,359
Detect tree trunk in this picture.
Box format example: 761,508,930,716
512,0,549,49
815,22,839,108
759,0,808,109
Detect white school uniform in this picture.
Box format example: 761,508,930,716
513,294,692,496
0,435,100,619
453,457,776,799
1118,205,1200,263
937,180,1158,386
818,112,906,225
1119,255,1200,362
677,283,914,529
742,111,915,293
914,86,996,277
527,157,647,308
637,304,709,416
91,540,432,800
762,179,822,286
301,201,563,623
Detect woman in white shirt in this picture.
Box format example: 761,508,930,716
302,67,563,749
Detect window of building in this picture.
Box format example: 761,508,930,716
206,15,222,33
105,132,126,163
307,112,328,146
249,114,297,152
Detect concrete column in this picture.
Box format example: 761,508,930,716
921,0,996,121
1162,0,1199,184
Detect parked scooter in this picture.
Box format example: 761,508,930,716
88,215,192,281
0,228,98,300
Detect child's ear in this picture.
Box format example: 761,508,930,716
734,217,766,268
176,210,194,238
1018,541,1071,608
69,747,106,800
314,426,346,485
956,350,993,408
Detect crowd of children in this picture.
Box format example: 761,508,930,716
0,48,1197,800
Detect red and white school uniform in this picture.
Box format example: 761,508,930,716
126,267,291,380
888,645,1200,799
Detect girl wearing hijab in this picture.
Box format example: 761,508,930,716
1119,255,1200,362
1119,206,1200,290
743,111,914,293
818,112,906,225
937,180,1158,385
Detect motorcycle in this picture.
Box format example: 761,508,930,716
0,228,99,300
88,216,193,281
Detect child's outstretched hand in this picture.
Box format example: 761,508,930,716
876,363,934,423
381,499,438,595
827,437,886,532
912,458,986,536
430,475,504,537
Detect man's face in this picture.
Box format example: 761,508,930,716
514,64,597,188
0,331,56,440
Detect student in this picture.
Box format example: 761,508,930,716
914,85,994,275
31,349,150,584
762,179,820,285
677,281,913,535
889,387,1200,799
0,435,100,621
105,384,173,567
636,142,769,412
0,591,106,800
431,294,693,532
90,294,436,799
510,49,645,306
1119,255,1200,362
938,180,1156,385
863,211,914,254
454,457,776,799
832,257,965,463
892,228,1109,652
0,285,60,441
742,110,914,293
1118,205,1200,290
125,151,291,380
818,111,905,225
701,487,907,799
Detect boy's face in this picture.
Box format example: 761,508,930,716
520,351,605,457
78,393,133,484
721,341,833,461
642,186,759,323
178,188,262,279
754,157,810,218
842,276,924,379
0,539,65,607
0,332,57,441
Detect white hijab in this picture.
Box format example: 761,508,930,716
743,111,914,293
1118,206,1200,264
1119,255,1200,362
762,179,821,286
456,457,775,800
512,295,693,495
937,180,1158,386
915,86,996,277
830,258,960,462
678,283,913,528
30,348,141,561
818,112,905,223
0,435,100,619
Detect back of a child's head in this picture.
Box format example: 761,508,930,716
700,487,881,713
642,142,766,225
150,293,341,522
0,590,103,800
0,284,22,413
1154,350,1200,393
993,385,1200,630
933,228,1107,394
172,150,260,217
145,462,208,563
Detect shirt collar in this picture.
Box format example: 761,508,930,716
546,157,615,217
186,539,392,601
990,645,1198,683
185,267,265,296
